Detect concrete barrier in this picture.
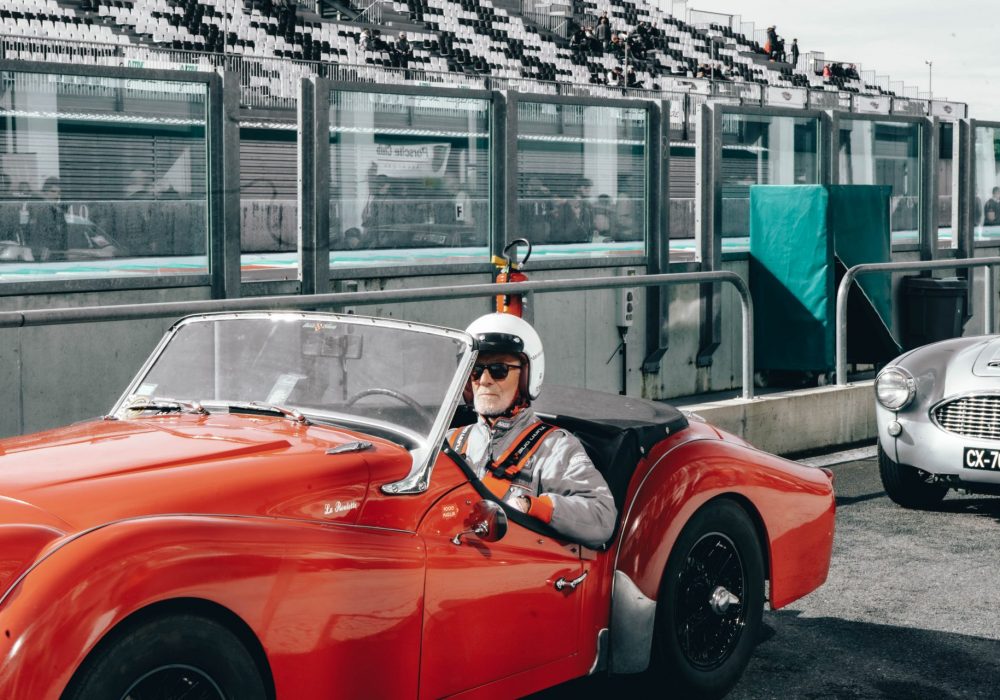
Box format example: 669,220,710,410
685,380,876,457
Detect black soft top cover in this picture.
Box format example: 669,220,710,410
533,385,689,509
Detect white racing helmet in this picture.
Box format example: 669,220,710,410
465,313,545,400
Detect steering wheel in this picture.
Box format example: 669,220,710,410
344,387,435,424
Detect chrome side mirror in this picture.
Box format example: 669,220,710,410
452,500,508,546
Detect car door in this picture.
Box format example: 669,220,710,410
417,474,586,699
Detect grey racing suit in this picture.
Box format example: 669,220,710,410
451,406,617,548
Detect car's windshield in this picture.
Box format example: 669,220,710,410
115,313,473,439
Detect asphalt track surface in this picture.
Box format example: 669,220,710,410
532,455,1000,699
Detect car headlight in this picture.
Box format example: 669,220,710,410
875,367,916,410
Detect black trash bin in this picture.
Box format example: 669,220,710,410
901,275,969,350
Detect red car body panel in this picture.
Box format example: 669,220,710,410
0,402,834,698
615,420,835,609
0,516,427,700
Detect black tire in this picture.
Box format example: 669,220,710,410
878,442,948,509
650,499,764,700
62,613,268,700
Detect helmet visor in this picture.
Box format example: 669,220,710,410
474,332,525,356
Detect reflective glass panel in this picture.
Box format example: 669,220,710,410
0,70,209,280
937,122,954,249
240,124,298,280
516,102,647,259
720,113,820,239
838,119,921,246
974,126,1000,243
329,91,490,268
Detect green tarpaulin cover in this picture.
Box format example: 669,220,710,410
750,185,899,372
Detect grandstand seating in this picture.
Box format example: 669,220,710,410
0,0,897,104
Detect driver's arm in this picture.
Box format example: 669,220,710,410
523,431,617,548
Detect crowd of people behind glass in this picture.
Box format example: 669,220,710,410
330,171,643,251
521,176,642,245
0,170,195,262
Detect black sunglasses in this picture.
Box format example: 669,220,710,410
471,362,522,381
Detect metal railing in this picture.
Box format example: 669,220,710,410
835,257,1000,385
0,271,756,399
351,0,384,25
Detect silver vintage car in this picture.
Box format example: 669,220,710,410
875,335,1000,508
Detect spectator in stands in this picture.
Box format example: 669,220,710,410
595,16,611,50
764,26,777,58
391,32,413,68
626,32,646,60
626,66,643,89
846,63,859,80
822,63,832,79
790,39,799,67
985,187,1000,226
570,26,587,54
608,34,625,59
585,27,600,55
277,0,296,38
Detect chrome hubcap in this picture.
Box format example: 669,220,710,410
709,585,740,615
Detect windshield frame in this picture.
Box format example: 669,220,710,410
111,311,477,495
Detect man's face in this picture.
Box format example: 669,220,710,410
471,352,522,417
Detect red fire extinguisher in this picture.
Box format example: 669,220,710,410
494,238,532,317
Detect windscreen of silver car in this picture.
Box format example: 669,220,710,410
875,366,916,410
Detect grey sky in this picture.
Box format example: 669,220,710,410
694,0,999,118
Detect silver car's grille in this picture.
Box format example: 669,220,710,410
935,395,1000,439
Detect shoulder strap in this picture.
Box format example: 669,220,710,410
490,421,556,479
480,421,556,499
448,424,476,456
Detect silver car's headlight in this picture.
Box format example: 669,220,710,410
875,367,916,410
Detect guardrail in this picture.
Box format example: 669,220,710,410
0,271,756,399
835,257,1000,385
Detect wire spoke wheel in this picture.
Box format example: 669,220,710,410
675,532,746,670
652,499,764,700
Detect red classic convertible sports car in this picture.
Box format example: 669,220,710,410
0,311,835,699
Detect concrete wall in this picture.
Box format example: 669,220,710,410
688,383,876,456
